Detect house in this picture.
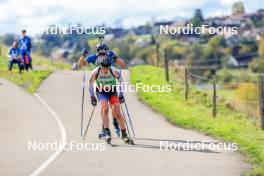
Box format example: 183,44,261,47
224,13,244,27
244,9,264,22
234,52,258,68
152,21,175,34
132,25,150,35
106,27,128,38
203,17,225,27
226,56,239,67
242,29,261,40
153,21,174,27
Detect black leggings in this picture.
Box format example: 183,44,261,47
8,60,22,73
24,62,33,71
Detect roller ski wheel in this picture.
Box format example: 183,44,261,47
98,130,106,140
105,129,112,145
122,137,134,145
98,133,106,139
105,135,112,145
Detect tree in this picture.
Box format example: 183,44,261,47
208,35,226,48
88,39,98,53
111,34,137,61
2,34,17,46
249,37,264,72
190,9,204,27
232,1,245,15
204,35,227,66
259,37,264,59
150,33,156,45
184,44,203,65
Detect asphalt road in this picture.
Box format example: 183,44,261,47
0,71,251,176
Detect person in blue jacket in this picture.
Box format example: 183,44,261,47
19,29,33,71
78,43,126,138
79,43,126,68
8,41,22,74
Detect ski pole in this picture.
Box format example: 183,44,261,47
121,105,131,138
123,101,135,137
96,34,104,44
83,106,96,140
80,70,85,137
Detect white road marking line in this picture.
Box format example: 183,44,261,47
30,93,67,176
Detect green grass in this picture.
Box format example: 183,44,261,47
130,65,264,176
0,44,71,93
208,88,236,99
217,68,258,84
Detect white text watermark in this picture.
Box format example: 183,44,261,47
160,24,238,35
27,24,106,35
27,140,106,151
160,141,238,151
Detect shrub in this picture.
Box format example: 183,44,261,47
236,83,258,102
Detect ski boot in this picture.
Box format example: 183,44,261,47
105,128,112,145
98,126,106,139
113,118,120,137
121,130,134,145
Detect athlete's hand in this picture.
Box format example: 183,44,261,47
90,96,97,106
119,95,125,104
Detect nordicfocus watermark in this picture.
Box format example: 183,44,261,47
160,141,238,151
93,82,172,93
27,140,106,151
27,24,106,35
160,24,238,35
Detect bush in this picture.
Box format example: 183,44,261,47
249,58,264,73
217,68,233,82
236,83,258,102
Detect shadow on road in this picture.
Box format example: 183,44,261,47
110,137,222,154
135,137,220,145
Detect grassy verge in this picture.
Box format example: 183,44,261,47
0,44,71,93
130,65,264,176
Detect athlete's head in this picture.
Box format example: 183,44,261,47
96,43,108,56
22,29,26,37
99,55,111,74
12,41,18,48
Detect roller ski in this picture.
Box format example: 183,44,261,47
122,130,134,145
105,128,112,145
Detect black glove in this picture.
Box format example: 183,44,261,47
119,95,125,104
91,96,97,106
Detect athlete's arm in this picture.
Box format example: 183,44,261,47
7,48,11,58
78,55,87,68
28,37,31,52
89,72,96,97
115,57,126,69
109,50,126,69
89,71,98,106
114,70,124,96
